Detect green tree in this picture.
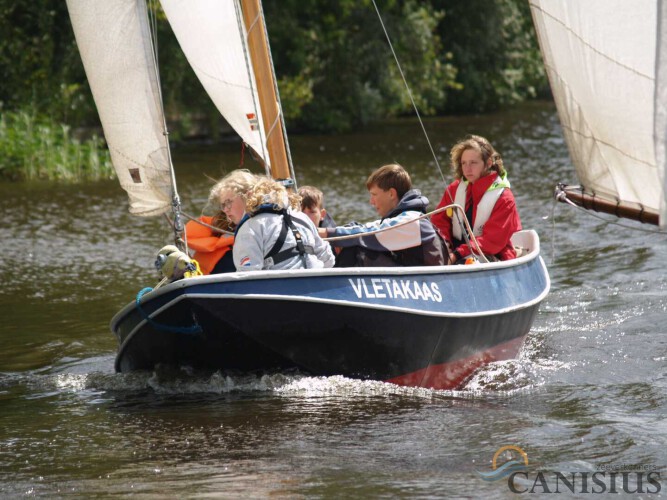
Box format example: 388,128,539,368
265,0,458,132
0,0,548,135
433,0,547,113
0,2,95,124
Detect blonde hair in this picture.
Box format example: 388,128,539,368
206,169,258,229
450,135,505,181
209,169,258,204
245,177,301,214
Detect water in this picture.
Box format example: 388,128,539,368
2,101,667,498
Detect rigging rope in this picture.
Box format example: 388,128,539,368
256,0,298,187
234,1,270,178
371,0,445,185
147,0,187,251
181,211,235,236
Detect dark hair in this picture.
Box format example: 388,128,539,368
298,185,324,210
365,163,412,199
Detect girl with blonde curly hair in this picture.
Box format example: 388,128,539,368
217,173,334,271
182,170,259,275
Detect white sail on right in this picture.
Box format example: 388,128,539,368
159,0,270,168
530,0,667,226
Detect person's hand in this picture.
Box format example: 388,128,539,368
318,227,327,238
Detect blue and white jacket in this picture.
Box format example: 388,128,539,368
324,189,447,267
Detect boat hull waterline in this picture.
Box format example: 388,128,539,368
111,231,550,390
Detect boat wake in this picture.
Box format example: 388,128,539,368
45,368,456,399
23,338,572,401
459,332,572,395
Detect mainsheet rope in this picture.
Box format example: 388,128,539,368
371,0,445,185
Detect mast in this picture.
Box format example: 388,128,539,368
240,0,292,182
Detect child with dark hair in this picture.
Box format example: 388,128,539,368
298,185,336,228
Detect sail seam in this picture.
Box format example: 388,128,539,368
552,99,656,170
530,2,653,81
174,65,258,91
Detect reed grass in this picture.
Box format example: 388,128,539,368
0,111,115,182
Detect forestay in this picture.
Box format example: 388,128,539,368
160,0,269,168
530,0,667,226
67,0,172,216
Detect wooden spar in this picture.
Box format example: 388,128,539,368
240,0,291,181
554,184,659,225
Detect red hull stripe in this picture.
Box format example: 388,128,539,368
386,335,527,390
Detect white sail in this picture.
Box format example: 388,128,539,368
159,0,270,167
530,0,667,225
656,2,667,226
67,0,172,216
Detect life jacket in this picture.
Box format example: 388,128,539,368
452,173,511,241
236,206,316,268
184,216,234,275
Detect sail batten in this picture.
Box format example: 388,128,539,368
66,0,172,216
530,0,665,226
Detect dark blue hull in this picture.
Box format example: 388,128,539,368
111,231,550,389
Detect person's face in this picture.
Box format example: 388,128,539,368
368,184,398,217
460,148,491,184
302,205,325,227
219,191,246,225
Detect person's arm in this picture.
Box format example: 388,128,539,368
324,212,422,251
431,184,456,244
299,214,335,268
454,191,519,257
313,237,335,268
233,224,265,271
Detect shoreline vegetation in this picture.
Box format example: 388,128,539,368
0,111,113,182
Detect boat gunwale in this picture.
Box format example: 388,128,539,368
110,230,548,331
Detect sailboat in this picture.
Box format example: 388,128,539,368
530,0,667,227
66,0,550,390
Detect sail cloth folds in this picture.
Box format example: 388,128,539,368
159,0,269,168
67,0,172,216
530,0,665,226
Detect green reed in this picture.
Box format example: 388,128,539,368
0,111,115,182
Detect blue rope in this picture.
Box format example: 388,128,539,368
135,287,202,335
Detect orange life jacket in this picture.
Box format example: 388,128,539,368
184,216,234,275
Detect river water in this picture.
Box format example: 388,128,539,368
1,101,666,498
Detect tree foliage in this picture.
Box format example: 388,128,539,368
0,0,548,134
264,0,458,131
433,0,548,113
